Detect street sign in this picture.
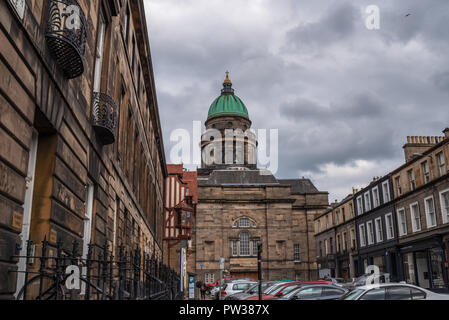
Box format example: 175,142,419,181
188,276,195,299
219,257,225,270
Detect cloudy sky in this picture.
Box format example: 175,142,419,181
143,0,449,202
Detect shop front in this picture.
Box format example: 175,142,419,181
399,236,448,292
337,254,350,280
356,248,399,281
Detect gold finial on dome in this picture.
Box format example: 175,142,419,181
224,71,232,84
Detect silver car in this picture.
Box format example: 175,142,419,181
341,283,449,300
220,281,257,300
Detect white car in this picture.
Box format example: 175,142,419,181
220,281,257,300
341,283,449,300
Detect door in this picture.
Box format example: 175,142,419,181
415,251,430,289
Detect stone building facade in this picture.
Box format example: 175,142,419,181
192,75,329,284
1,0,166,299
314,129,449,291
353,175,398,280
391,132,449,291
315,196,357,280
163,164,197,293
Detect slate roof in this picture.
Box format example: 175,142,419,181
198,169,278,186
198,170,324,194
277,179,320,194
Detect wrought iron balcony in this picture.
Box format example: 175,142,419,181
45,0,87,79
92,92,117,145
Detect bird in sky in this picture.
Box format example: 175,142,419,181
405,13,411,17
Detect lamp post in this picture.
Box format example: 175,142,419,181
258,243,262,300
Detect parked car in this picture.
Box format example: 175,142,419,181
340,283,449,300
343,273,391,290
275,284,349,300
219,281,257,300
329,278,346,287
245,281,332,300
224,281,278,300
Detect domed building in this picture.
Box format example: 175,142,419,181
200,72,257,172
190,74,329,283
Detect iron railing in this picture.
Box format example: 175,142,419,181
45,0,87,79
14,238,182,300
92,92,117,145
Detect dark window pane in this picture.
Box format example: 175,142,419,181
411,288,426,300
387,287,412,300
296,287,323,299
360,288,386,300
323,287,345,296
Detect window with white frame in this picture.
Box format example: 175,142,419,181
372,187,380,208
357,196,364,215
93,12,106,93
408,170,416,191
424,196,437,228
440,189,449,224
395,176,402,196
421,161,430,184
239,232,250,256
437,152,446,176
252,240,260,256
397,208,407,236
359,224,367,247
366,221,374,245
294,244,301,261
364,192,372,212
205,273,215,284
410,202,421,232
351,229,356,249
375,217,383,242
382,181,391,203
232,240,238,256
385,213,394,240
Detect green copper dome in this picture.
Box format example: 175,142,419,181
207,73,249,120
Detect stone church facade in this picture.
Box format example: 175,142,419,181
191,75,329,283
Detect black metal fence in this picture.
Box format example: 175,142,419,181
14,237,182,300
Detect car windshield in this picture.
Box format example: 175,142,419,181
341,289,365,300
280,285,300,295
245,284,258,293
283,287,303,299
264,283,285,294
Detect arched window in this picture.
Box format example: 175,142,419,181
239,218,250,228
232,217,257,228
240,232,250,256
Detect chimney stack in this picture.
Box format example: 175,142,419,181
444,128,449,139
403,135,441,163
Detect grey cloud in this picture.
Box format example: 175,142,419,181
145,0,449,201
285,2,357,50
433,72,449,94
